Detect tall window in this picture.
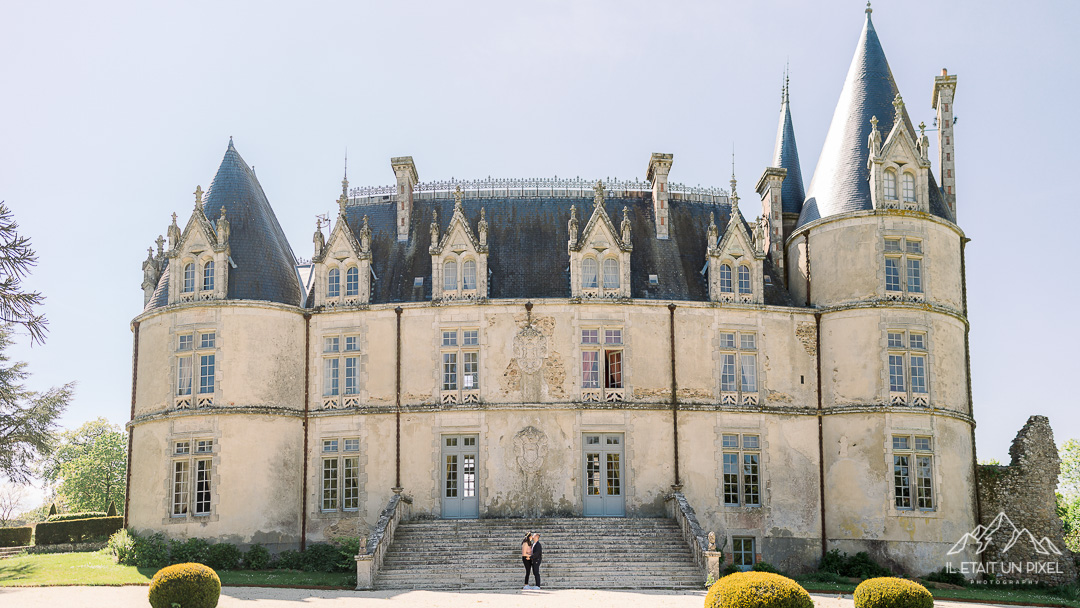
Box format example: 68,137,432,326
443,260,458,292
462,260,477,291
172,439,213,517
176,331,216,408
884,169,897,200
737,265,751,295
202,261,215,292
602,258,619,289
327,268,340,298
884,237,923,298
719,264,733,293
732,537,756,570
581,327,624,401
722,433,761,507
441,328,480,403
321,438,360,512
182,263,195,293
322,334,362,406
887,330,928,406
893,435,934,510
718,331,757,404
346,267,359,296
902,172,916,203
582,258,598,289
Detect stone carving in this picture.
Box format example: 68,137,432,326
568,206,578,248
707,531,716,551
868,115,882,156
478,207,488,248
313,219,325,259
216,207,230,245
513,426,549,474
620,206,631,245
430,210,439,246
194,185,204,210
359,215,371,254
593,180,605,207
892,93,904,122
513,324,548,375
167,212,181,250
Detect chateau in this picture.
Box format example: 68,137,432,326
127,6,977,577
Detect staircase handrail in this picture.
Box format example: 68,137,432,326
666,490,722,582
355,491,412,590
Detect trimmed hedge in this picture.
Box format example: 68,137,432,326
705,571,814,608
35,516,123,545
854,577,934,608
149,562,221,608
46,511,108,523
0,526,32,548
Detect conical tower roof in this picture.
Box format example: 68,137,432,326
774,78,805,215
797,7,917,227
205,139,302,306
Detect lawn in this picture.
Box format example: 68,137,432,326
796,578,1080,608
0,550,354,588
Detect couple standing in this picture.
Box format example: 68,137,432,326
520,532,543,590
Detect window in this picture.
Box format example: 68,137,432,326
737,265,751,295
719,264,733,293
582,258,598,289
176,331,216,407
327,268,340,298
902,172,916,202
884,237,923,299
893,434,934,510
440,328,480,403
887,329,929,406
443,260,458,292
581,327,624,401
172,438,213,517
322,334,363,406
732,537,756,571
462,260,477,291
722,433,761,507
321,437,360,512
346,267,359,296
202,261,215,292
718,331,758,404
602,258,619,289
182,263,195,293
884,169,897,200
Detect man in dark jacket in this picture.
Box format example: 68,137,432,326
529,532,543,589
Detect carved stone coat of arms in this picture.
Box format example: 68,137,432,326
513,325,547,374
514,426,548,474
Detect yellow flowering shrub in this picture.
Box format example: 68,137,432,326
853,577,933,608
148,562,221,608
704,571,814,608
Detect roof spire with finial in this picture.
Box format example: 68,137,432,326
341,149,349,201
729,145,737,196
228,135,234,149
866,0,872,14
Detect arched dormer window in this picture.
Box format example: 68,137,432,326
346,266,359,296
902,172,916,203
202,260,215,292
182,262,196,293
602,258,619,289
884,169,898,200
738,265,751,295
582,258,598,289
443,259,458,292
327,268,340,298
719,264,733,293
462,260,477,291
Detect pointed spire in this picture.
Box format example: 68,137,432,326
341,151,349,201
773,68,806,215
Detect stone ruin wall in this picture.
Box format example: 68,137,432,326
976,415,1078,585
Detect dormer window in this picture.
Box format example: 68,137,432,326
582,258,598,289
902,172,916,203
719,264,733,294
443,260,458,292
328,268,340,298
603,258,620,289
884,169,898,200
738,265,751,295
202,261,215,292
183,263,196,293
462,260,477,291
346,267,359,296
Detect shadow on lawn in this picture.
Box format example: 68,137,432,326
0,561,36,582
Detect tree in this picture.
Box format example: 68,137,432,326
40,418,126,515
1060,438,1080,500
0,483,27,526
0,202,47,344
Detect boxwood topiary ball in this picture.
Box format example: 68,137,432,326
704,571,814,608
148,562,221,608
853,576,933,608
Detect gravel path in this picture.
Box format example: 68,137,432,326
0,586,1018,608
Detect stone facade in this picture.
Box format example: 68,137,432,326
976,416,1078,585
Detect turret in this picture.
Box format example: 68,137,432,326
646,153,673,239
932,68,958,219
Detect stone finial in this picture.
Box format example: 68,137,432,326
359,215,372,253
620,206,631,245
865,0,872,14
892,93,905,123
707,212,719,248
593,180,605,208
168,212,181,250
313,218,326,258
155,234,165,258
754,215,766,250
454,185,464,213
868,115,882,156
194,185,204,211
430,209,440,245
568,206,579,247
478,207,488,248
917,121,930,160
730,190,740,219
216,206,230,245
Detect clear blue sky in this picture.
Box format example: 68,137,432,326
0,0,1076,479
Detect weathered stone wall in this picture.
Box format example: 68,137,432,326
977,416,1078,585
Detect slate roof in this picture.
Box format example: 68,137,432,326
774,90,806,216
798,9,953,228
338,194,793,306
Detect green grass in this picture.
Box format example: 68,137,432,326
0,550,354,588
794,577,1080,608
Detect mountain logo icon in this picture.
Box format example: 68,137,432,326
947,512,1063,556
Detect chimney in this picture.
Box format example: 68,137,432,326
755,167,787,280
647,153,673,239
932,69,958,219
391,156,419,242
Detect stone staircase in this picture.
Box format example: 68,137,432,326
0,546,28,559
374,517,704,590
